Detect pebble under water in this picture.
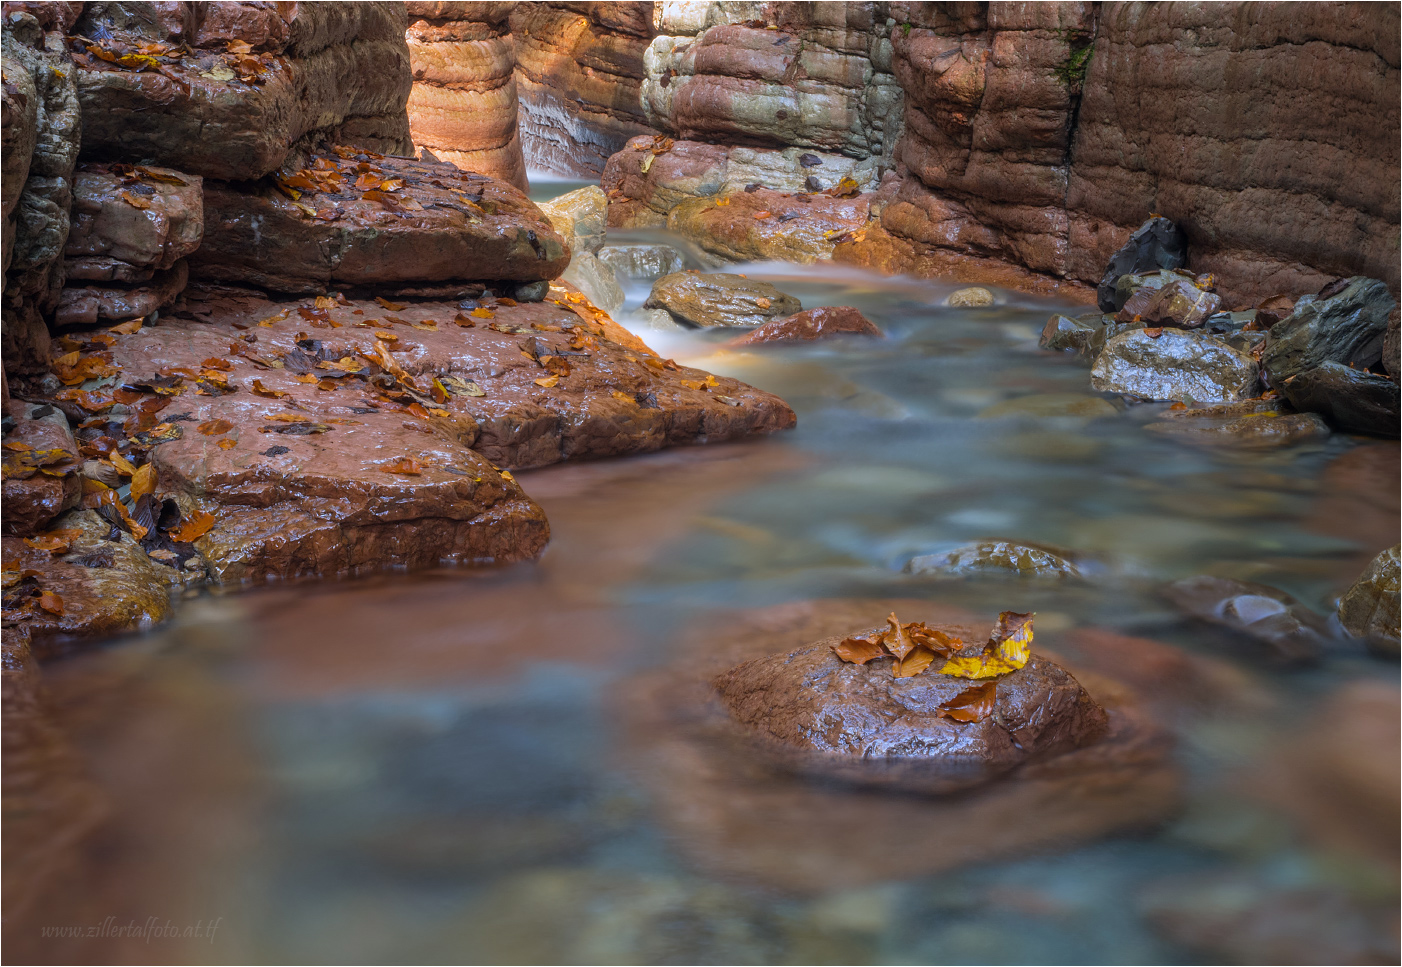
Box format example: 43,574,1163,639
13,229,1398,965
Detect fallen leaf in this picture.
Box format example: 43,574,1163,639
24,535,70,554
831,634,888,664
169,510,216,543
893,647,937,679
883,612,916,660
752,210,773,219
936,681,998,722
384,457,422,475
715,197,730,207
376,297,407,311
120,190,152,210
107,318,143,336
756,296,771,309
454,313,476,328
216,439,237,450
37,590,64,615
201,357,233,371
109,449,138,475
939,611,1035,680
251,380,288,398
470,307,494,319
130,462,156,498
534,375,560,388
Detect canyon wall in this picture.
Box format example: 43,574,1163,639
429,1,1397,304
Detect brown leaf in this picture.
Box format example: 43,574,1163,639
216,439,237,450
24,535,70,554
38,590,64,615
936,681,998,722
907,622,964,657
169,510,216,543
893,647,936,679
119,190,152,210
543,356,572,377
454,313,475,328
883,612,916,660
108,318,144,335
752,210,773,220
130,462,157,498
376,297,407,311
109,449,138,476
831,634,888,664
251,379,288,398
384,457,422,475
198,419,235,436
534,375,560,388
201,356,233,371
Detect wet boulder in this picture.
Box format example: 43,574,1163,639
1116,277,1221,329
189,151,570,295
946,287,995,307
559,251,624,316
1336,544,1400,656
1,401,81,536
905,540,1087,580
54,260,188,326
1091,329,1261,402
1097,216,1187,312
597,243,686,281
537,185,606,255
730,306,881,347
1040,312,1139,360
71,2,414,181
1280,361,1400,437
1261,277,1396,383
666,186,871,265
713,629,1110,795
644,272,801,328
1162,575,1335,664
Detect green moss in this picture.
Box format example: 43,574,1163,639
901,22,911,37
1054,40,1093,87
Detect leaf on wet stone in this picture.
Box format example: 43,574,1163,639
37,590,64,615
109,449,138,475
831,633,888,664
130,462,156,498
939,611,1035,680
119,190,152,209
384,457,423,475
441,376,486,397
251,379,288,398
24,535,71,554
893,647,937,679
169,510,216,543
471,307,494,319
535,375,560,388
883,611,917,660
216,439,237,450
936,681,998,722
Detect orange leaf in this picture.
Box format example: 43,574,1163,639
169,510,216,543
893,647,936,679
375,297,406,311
130,462,157,498
752,210,772,219
384,457,422,475
38,590,64,615
936,681,998,722
201,357,233,371
831,634,888,664
24,536,70,554
120,190,152,210
216,439,237,450
109,449,138,476
198,419,234,435
470,307,494,319
251,379,287,398
108,318,144,335
534,375,559,388
883,612,916,660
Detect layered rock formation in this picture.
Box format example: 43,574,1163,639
405,1,528,189
511,1,658,175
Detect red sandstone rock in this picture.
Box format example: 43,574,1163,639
405,2,528,190
1,400,80,536
70,2,414,181
730,306,881,346
189,151,569,295
54,260,188,326
667,186,872,264
511,2,658,175
64,163,203,280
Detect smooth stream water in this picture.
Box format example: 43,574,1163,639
10,227,1398,964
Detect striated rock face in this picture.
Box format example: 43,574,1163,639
1067,3,1400,305
71,1,414,181
511,1,658,176
2,9,80,376
405,2,528,190
641,4,903,166
190,152,569,296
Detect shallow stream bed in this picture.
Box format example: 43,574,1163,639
8,231,1398,965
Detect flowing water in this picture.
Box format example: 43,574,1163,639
8,225,1398,964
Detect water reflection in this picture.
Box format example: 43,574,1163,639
6,238,1397,965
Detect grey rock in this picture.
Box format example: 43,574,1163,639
644,272,800,328
1281,361,1400,438
597,243,686,280
1091,329,1260,402
1098,217,1187,312
560,250,624,316
1041,312,1140,360
537,185,607,255
1337,544,1400,656
1262,277,1396,383
905,541,1086,580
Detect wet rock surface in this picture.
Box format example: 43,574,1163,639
64,163,203,279
623,599,1179,893
71,1,414,181
946,286,995,308
54,259,188,326
666,186,872,265
1091,329,1260,403
190,151,570,296
558,250,624,317
1144,409,1331,450
1097,217,1188,312
537,185,607,256
1281,361,1400,437
905,541,1087,581
730,306,881,347
597,243,685,280
1,401,81,535
405,2,527,190
1040,312,1136,360
1162,575,1335,664
644,272,801,328
1262,277,1396,382
1336,544,1400,655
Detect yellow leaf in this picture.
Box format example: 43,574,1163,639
641,153,655,173
535,375,559,388
893,647,936,679
939,612,1034,680
109,318,143,335
130,462,157,498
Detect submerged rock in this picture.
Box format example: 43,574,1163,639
1091,329,1260,402
644,272,801,328
713,629,1110,794
537,185,607,255
1,401,81,536
1262,276,1396,382
1281,361,1401,437
190,152,569,295
730,306,881,347
946,287,995,308
976,394,1120,420
905,541,1087,580
1336,544,1400,656
1162,575,1335,663
597,244,686,281
1144,410,1331,449
1097,217,1187,312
